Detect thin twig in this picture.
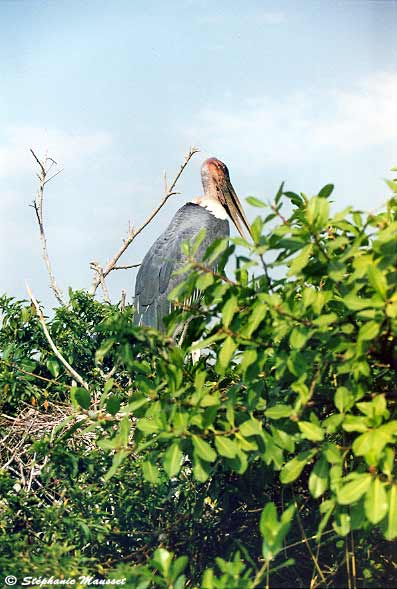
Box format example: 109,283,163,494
190,260,237,285
111,263,141,271
26,284,89,391
259,253,273,291
30,149,65,306
121,289,127,310
90,147,199,295
97,365,117,382
294,497,327,585
90,261,111,303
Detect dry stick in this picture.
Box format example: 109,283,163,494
26,284,89,391
111,263,141,271
120,289,127,310
294,498,327,586
90,147,199,296
30,149,65,306
90,261,111,303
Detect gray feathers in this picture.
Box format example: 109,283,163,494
134,203,229,330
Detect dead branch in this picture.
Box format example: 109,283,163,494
26,283,89,391
30,149,65,306
111,263,141,271
90,261,111,303
121,289,127,310
90,147,199,295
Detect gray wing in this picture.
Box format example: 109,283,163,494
134,203,229,330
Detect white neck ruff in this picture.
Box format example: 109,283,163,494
191,197,228,220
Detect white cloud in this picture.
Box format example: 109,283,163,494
185,72,397,169
0,126,113,178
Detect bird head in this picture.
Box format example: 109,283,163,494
201,158,253,240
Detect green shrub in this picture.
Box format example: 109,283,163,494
1,175,396,587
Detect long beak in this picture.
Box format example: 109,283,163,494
222,180,253,241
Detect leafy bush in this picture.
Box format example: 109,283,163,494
1,176,396,587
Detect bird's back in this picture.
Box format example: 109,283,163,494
134,203,229,330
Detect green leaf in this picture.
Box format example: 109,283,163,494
142,459,160,483
246,196,266,207
244,304,267,337
191,228,207,255
192,453,212,482
104,378,115,395
200,393,220,407
152,548,173,576
318,184,334,199
284,191,304,207
204,238,229,263
136,418,160,434
342,415,369,433
118,415,131,446
260,502,295,561
192,435,217,462
103,449,128,482
337,473,372,505
74,388,91,410
309,456,329,499
365,477,388,524
334,387,354,413
298,421,324,442
95,338,115,364
384,485,397,540
333,511,351,536
46,358,60,378
289,326,311,350
265,405,293,419
240,418,262,437
288,244,313,276
352,428,391,462
280,450,316,484
218,337,237,369
385,178,397,192
106,395,120,416
328,260,346,281
251,216,264,242
196,273,214,291
260,501,278,536
214,436,238,458
222,296,238,328
367,265,388,299
125,394,150,413
305,196,329,229
239,348,258,374
163,441,183,478
170,555,189,582
358,321,380,342
189,332,225,352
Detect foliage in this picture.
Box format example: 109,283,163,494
1,175,396,587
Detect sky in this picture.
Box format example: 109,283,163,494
1,0,396,310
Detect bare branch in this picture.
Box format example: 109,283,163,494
90,261,111,303
26,284,89,391
121,289,126,310
90,147,199,295
97,364,117,381
111,263,141,271
30,149,65,306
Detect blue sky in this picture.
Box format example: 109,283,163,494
1,0,396,309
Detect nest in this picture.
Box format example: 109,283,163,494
0,402,89,493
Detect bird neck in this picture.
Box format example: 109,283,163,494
190,196,228,220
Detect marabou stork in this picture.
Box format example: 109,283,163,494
134,157,252,331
